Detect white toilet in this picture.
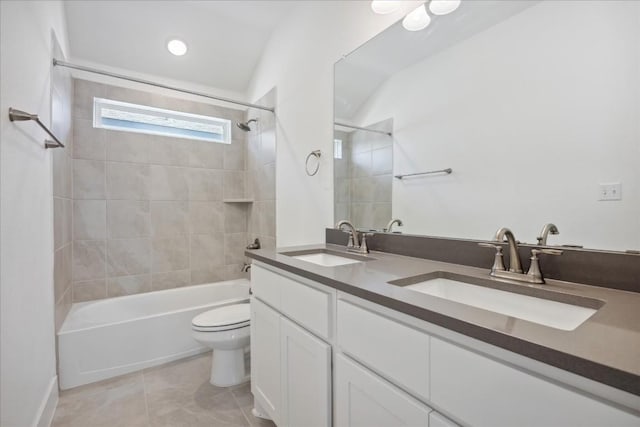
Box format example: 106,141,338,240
191,303,251,387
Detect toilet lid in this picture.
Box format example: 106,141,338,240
192,303,250,332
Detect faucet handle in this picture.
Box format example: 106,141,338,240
478,242,506,273
527,248,563,284
532,248,563,256
360,233,373,254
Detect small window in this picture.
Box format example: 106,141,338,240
334,139,343,159
93,98,232,143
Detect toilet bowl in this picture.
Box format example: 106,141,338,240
192,303,250,387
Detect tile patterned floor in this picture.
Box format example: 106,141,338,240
52,352,276,427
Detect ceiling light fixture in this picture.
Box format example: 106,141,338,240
429,0,461,16
402,5,431,31
167,39,187,56
371,0,401,15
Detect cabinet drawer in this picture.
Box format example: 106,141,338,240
337,300,430,401
279,274,331,340
251,264,282,310
335,354,431,427
431,337,640,427
252,264,332,340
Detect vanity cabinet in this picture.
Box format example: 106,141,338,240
251,261,639,427
335,353,432,427
251,264,333,427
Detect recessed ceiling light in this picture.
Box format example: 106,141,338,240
429,0,461,16
371,1,400,15
403,5,431,31
167,39,187,56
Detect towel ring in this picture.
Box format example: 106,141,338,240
305,150,321,176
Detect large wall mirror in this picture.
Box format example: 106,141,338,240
334,0,640,252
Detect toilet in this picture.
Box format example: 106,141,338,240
191,303,251,387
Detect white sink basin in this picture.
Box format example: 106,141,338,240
406,278,597,331
292,253,363,267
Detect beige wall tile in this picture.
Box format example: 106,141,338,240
73,118,105,160
189,201,224,234
54,244,72,302
72,279,107,302
74,200,106,240
151,270,190,291
74,159,106,199
107,200,150,239
55,288,72,332
106,130,149,164
223,140,245,170
187,169,223,201
187,140,223,169
190,233,224,270
223,170,245,199
150,165,188,201
73,79,106,120
73,240,106,281
190,266,225,286
53,147,73,198
150,201,189,237
147,138,190,166
152,236,189,273
107,162,150,200
54,197,72,250
106,238,151,277
223,203,247,233
224,233,247,265
107,274,151,297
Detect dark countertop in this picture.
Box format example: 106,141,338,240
246,244,640,397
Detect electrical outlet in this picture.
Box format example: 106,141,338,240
599,183,622,201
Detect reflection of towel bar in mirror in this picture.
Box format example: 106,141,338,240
334,121,392,137
394,168,452,180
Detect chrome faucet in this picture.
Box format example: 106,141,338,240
335,220,370,254
537,223,559,245
494,227,523,273
480,227,563,284
384,218,403,233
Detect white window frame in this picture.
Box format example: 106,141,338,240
93,97,232,143
334,138,343,159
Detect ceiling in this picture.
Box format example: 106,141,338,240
335,0,538,120
64,1,296,93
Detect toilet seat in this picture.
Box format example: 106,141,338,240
192,303,250,332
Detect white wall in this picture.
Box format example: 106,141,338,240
0,1,69,425
247,1,424,247
352,1,640,251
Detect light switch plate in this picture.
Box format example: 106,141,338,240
599,183,622,201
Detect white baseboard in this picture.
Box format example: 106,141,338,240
34,376,58,427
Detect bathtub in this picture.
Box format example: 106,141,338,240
58,279,250,390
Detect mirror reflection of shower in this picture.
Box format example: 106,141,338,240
237,118,258,131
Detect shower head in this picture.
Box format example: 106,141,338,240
237,118,258,132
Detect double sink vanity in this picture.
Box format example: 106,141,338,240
246,231,640,427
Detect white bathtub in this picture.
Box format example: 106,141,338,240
58,279,250,389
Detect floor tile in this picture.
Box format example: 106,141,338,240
52,352,272,427
52,372,148,427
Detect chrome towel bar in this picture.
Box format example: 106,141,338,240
9,108,65,149
394,168,452,180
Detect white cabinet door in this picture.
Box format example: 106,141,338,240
251,298,282,425
335,354,431,427
280,317,332,427
431,337,640,427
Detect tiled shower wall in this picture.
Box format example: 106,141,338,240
334,118,393,230
52,38,73,330
71,79,252,301
246,89,276,251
